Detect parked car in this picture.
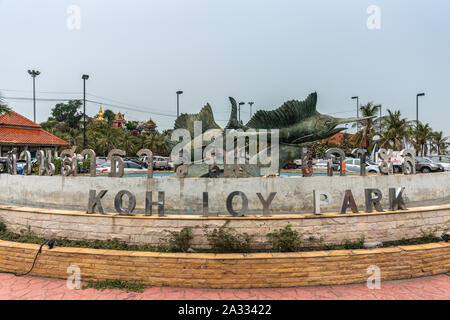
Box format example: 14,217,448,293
16,160,29,174
96,157,107,167
163,157,174,170
415,157,445,173
429,155,450,171
313,159,329,171
345,158,380,174
0,157,27,174
124,157,147,168
283,161,299,169
312,158,339,171
153,156,170,170
0,157,7,173
138,155,168,170
96,160,147,174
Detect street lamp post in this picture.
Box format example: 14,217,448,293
248,102,254,118
27,70,40,123
351,96,359,132
416,93,425,156
238,102,245,122
176,91,183,118
82,75,89,149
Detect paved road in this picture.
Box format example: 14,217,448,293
0,273,449,300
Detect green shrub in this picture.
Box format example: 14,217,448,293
204,226,251,253
158,227,193,252
0,224,157,251
323,235,365,250
267,224,302,252
51,157,62,174
82,279,146,293
420,227,440,242
0,221,6,233
341,235,365,249
79,158,91,173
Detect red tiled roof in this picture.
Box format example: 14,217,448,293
0,110,69,146
0,127,69,146
0,110,41,128
323,132,356,145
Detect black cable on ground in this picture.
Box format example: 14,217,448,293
0,239,56,277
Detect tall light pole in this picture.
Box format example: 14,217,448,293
82,74,89,149
238,102,245,122
28,70,40,123
176,91,183,118
416,93,425,156
351,96,359,132
248,102,254,118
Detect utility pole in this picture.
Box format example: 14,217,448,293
82,74,90,149
248,102,254,118
416,93,425,156
176,91,183,118
28,70,40,122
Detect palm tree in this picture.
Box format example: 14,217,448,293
86,122,121,156
143,131,168,156
430,131,448,155
380,109,412,151
411,122,434,156
119,130,141,156
67,128,82,149
353,102,380,152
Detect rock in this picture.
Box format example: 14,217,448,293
442,232,450,242
363,241,383,249
187,248,196,253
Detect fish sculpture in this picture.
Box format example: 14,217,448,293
166,92,373,175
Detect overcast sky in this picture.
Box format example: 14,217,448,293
0,0,449,135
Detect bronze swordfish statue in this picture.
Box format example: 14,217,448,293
166,92,374,176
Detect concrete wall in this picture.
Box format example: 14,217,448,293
1,204,448,249
0,173,449,214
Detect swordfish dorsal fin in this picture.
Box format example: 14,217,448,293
225,97,245,130
246,92,318,129
173,103,221,137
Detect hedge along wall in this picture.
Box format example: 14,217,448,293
0,204,449,249
0,173,449,214
0,240,449,288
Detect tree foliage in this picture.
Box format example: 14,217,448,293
352,102,380,152
0,92,11,115
50,100,83,129
380,109,412,151
103,109,115,125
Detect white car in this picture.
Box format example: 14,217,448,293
313,160,329,171
162,157,175,170
345,158,380,174
429,156,450,171
96,160,147,174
